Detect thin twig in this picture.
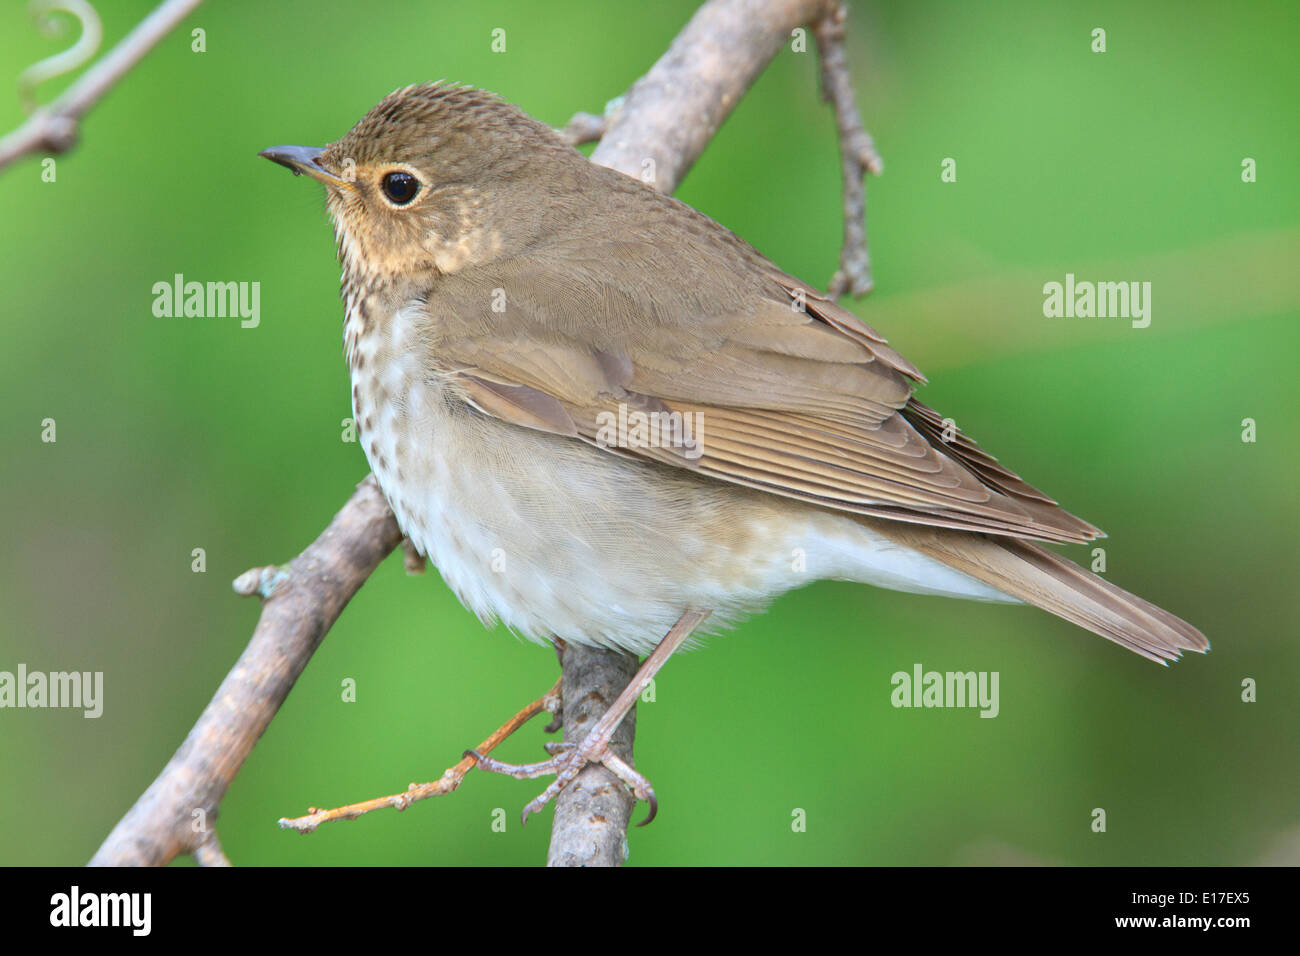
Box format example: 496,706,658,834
192,832,231,867
278,679,562,833
19,0,104,115
556,111,607,146
813,1,882,297
0,0,204,173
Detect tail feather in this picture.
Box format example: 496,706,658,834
870,523,1209,664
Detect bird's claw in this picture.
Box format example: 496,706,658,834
471,736,659,826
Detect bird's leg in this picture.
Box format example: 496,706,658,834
468,609,711,826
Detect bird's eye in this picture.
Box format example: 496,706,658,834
381,171,420,205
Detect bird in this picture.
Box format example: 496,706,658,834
259,82,1208,823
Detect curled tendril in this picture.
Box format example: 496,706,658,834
18,0,103,114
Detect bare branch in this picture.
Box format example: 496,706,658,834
192,832,231,868
556,111,607,146
89,475,401,866
813,1,883,297
545,645,640,866
0,0,204,173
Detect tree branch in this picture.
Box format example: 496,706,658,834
556,111,607,146
814,1,883,297
0,0,204,173
544,643,641,865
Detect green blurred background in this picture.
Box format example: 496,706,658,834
2,0,1296,866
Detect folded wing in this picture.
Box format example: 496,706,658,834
423,244,1102,545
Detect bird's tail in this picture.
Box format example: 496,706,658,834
869,523,1209,664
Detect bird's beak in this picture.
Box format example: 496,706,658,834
258,145,353,189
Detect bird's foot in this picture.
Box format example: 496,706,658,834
467,610,710,828
467,725,658,826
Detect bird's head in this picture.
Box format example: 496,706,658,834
260,82,587,290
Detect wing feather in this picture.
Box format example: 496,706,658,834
420,235,1102,544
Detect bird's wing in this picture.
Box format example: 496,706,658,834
423,238,1102,545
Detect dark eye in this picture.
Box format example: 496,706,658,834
381,171,420,205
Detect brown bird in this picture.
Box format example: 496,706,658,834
260,82,1207,822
